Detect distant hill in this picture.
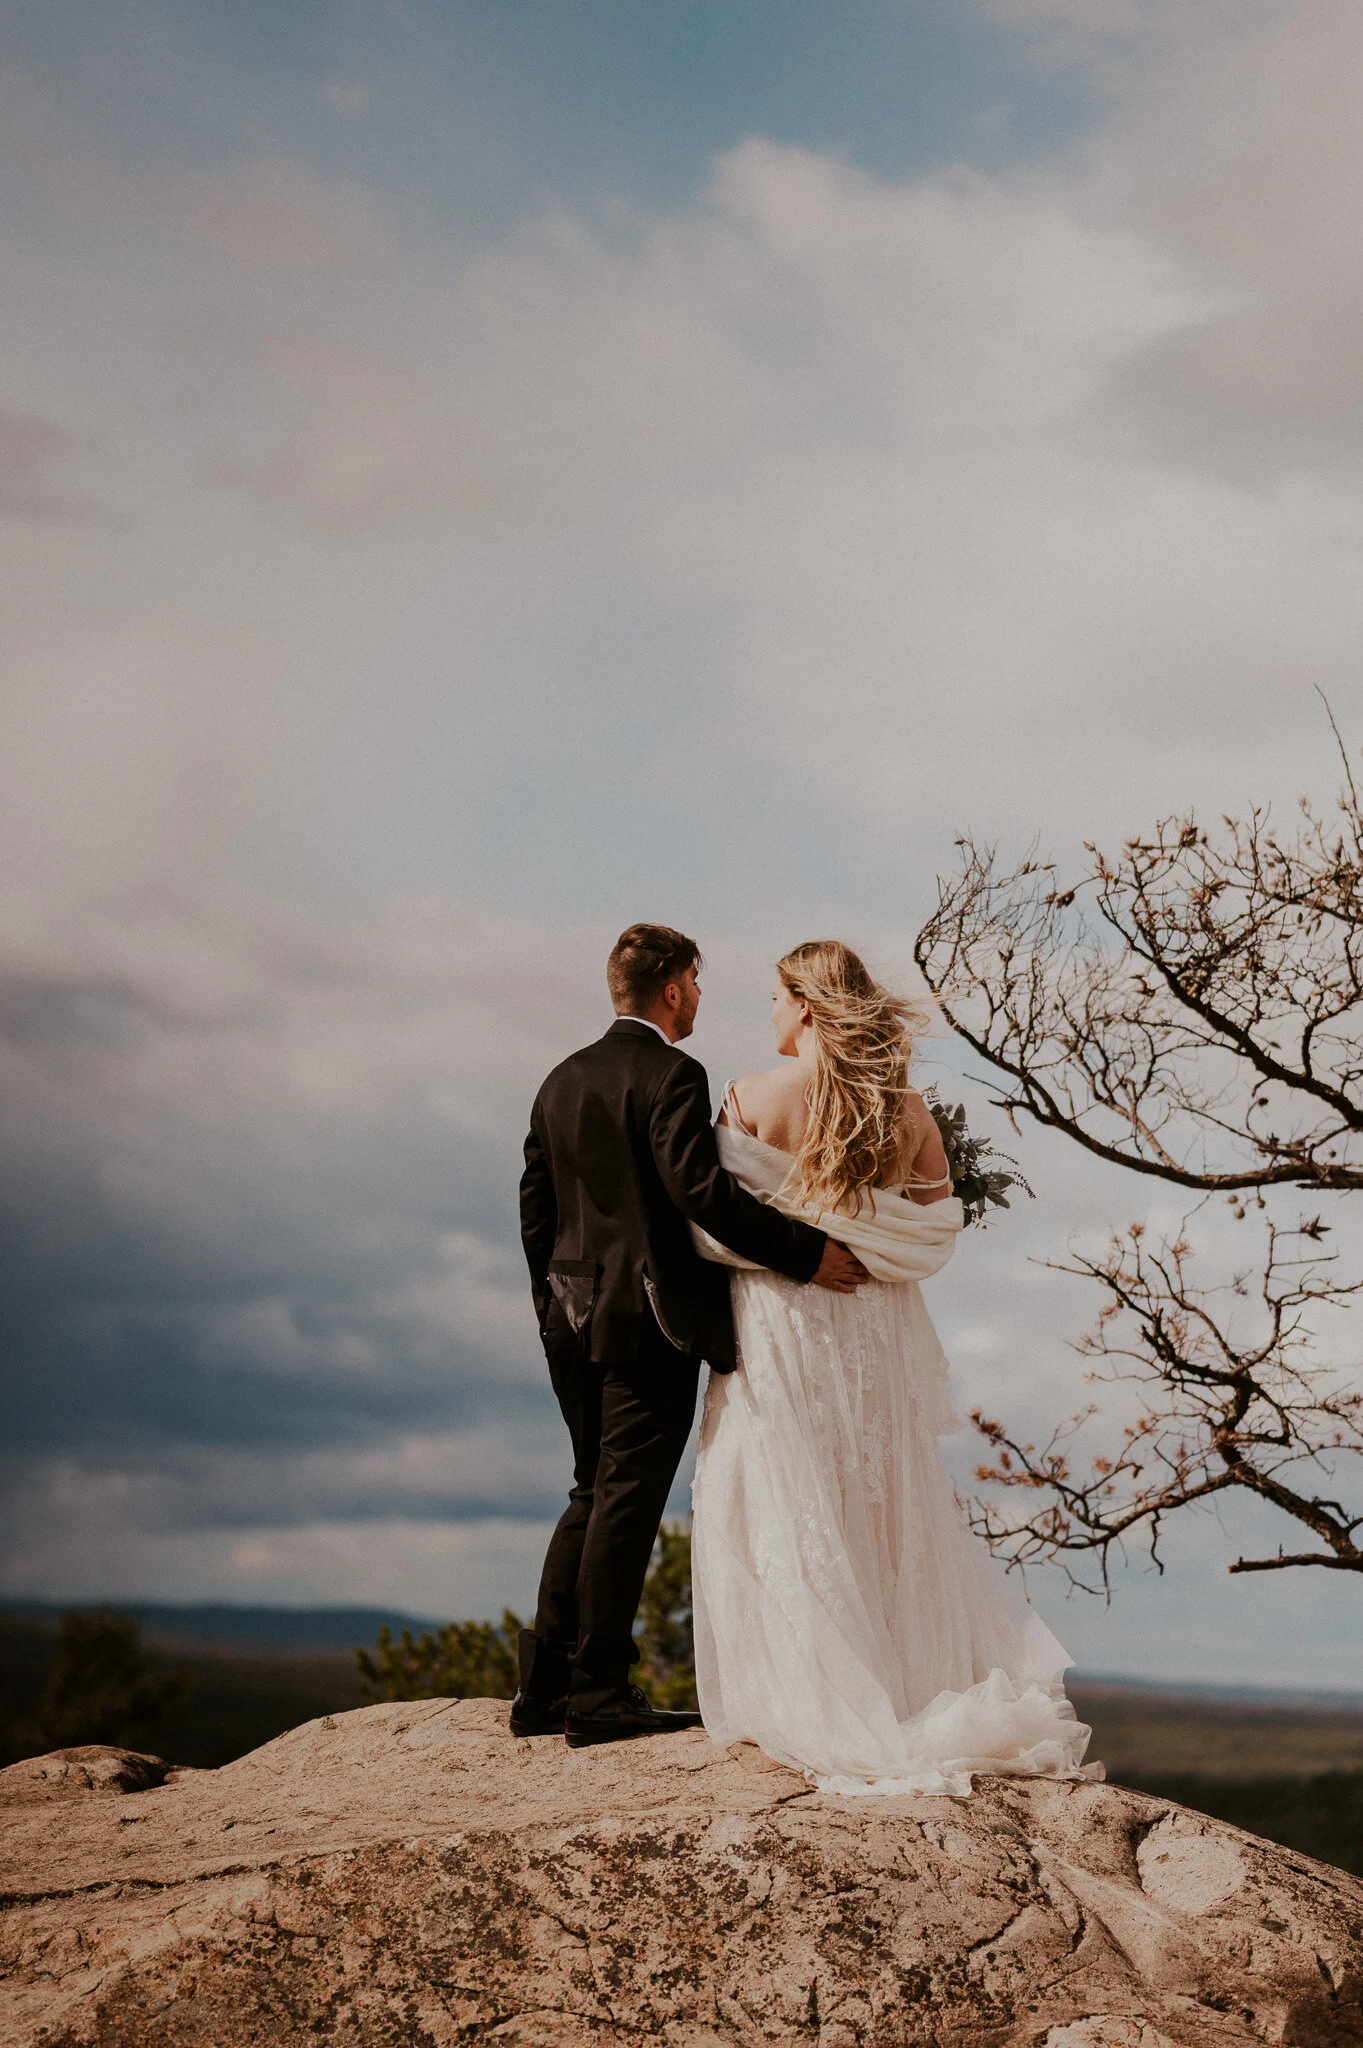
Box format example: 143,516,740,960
3,1602,1360,1706
0,1601,440,1652
1070,1669,1363,1712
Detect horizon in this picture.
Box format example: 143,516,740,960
8,1597,1363,1711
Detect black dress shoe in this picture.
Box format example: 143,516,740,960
564,1685,703,1749
508,1690,567,1737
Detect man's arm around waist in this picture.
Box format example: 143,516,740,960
648,1057,825,1281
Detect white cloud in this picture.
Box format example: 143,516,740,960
0,407,92,520
8,80,1358,909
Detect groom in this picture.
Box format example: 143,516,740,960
515,922,867,1747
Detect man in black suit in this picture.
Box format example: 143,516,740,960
516,922,867,1748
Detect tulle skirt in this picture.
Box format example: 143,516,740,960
691,1270,1102,1796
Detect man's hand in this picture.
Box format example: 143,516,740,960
811,1240,870,1292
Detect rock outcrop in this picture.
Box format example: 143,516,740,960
2,1698,1361,2046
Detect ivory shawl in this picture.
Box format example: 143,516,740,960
691,1123,965,1285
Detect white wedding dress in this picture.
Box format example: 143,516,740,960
690,1093,1101,1797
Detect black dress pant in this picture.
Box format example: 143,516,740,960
532,1307,700,1713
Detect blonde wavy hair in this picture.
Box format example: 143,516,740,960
777,939,932,1216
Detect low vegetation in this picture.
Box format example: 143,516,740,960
0,1611,365,1770
2,1609,194,1763
357,1613,521,1702
353,1522,698,1708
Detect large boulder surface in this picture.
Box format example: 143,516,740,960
2,1697,1360,2046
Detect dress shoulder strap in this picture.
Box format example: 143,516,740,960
721,1079,758,1137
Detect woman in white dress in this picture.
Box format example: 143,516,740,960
690,939,1100,1796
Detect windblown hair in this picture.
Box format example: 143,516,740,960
777,939,932,1216
608,922,703,1014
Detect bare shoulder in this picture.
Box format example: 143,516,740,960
901,1084,936,1135
724,1064,808,1148
735,1065,804,1112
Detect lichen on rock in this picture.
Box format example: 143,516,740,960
2,1698,1360,2045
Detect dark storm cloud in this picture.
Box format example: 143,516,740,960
0,1288,544,1459
0,891,609,1544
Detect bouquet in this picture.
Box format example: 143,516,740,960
924,1092,1033,1228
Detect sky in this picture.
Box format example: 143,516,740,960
2,0,1362,1688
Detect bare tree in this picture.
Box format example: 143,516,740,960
968,1219,1363,1586
915,735,1363,1584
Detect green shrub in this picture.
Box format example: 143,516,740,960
635,1520,697,1709
357,1611,521,1702
356,1519,699,1708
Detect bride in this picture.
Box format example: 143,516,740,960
689,939,1101,1796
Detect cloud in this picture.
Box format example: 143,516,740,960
18,118,397,281
134,130,1360,848
165,158,397,278
3,877,1339,1636
7,1420,573,1543
7,17,1361,912
1,1501,554,1616
0,408,92,520
318,78,371,119
988,0,1363,475
0,890,605,1467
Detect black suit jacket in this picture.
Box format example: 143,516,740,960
520,1019,826,1371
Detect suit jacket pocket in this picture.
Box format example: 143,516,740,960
643,1270,689,1353
547,1258,601,1337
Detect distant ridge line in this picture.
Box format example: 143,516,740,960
0,1600,442,1650
2,1602,1361,1705
1068,1669,1363,1710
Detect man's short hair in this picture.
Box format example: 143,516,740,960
607,923,702,1014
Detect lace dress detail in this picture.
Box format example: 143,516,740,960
691,1092,1100,1797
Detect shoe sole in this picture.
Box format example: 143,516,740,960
564,1722,702,1749
564,1725,674,1748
